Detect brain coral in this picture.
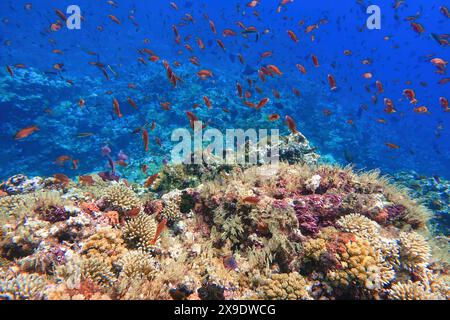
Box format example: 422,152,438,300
122,213,158,252
103,184,141,214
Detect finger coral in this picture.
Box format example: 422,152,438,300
257,272,312,300
398,231,431,271
122,213,158,252
0,269,47,300
103,184,142,215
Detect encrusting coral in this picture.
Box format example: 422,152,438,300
0,133,448,300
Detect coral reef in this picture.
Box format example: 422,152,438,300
0,139,448,300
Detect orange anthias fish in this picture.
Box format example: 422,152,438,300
242,196,261,204
376,80,384,93
414,106,429,114
203,96,212,109
439,97,449,111
55,155,71,166
113,98,123,117
385,143,400,149
327,74,337,91
296,64,307,74
197,69,213,80
287,30,299,42
108,15,121,24
268,113,280,121
384,98,397,114
14,126,39,140
311,54,319,67
403,89,418,105
285,115,299,134
267,65,282,76
72,159,79,170
6,65,14,77
142,128,149,152
144,173,159,188
150,219,167,245
256,98,270,110
209,20,217,34
127,97,138,109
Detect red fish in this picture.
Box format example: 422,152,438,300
113,98,122,117
108,15,121,24
296,64,307,74
439,97,449,111
376,80,384,93
203,96,212,109
197,69,213,80
287,30,299,42
312,54,319,67
285,115,299,134
53,174,71,186
209,20,217,34
267,65,282,76
142,128,149,152
6,65,13,77
268,113,280,121
403,89,418,105
150,219,167,245
384,98,397,114
236,82,243,98
256,98,270,109
327,74,337,91
127,97,138,109
14,126,39,140
144,173,159,188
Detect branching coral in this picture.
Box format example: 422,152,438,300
388,281,443,300
103,184,142,214
398,231,431,271
257,272,312,300
122,213,158,252
81,227,126,266
117,249,158,281
0,269,47,300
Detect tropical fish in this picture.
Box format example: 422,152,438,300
113,98,122,117
285,115,299,134
142,128,149,152
14,126,39,140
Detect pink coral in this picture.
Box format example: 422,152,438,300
293,194,342,236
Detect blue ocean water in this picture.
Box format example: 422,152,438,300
0,0,449,181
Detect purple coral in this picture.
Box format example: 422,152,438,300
39,205,69,223
293,194,342,236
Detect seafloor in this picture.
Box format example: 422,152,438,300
0,132,448,300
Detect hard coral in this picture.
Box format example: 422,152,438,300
258,272,312,300
122,213,158,252
103,184,141,215
0,269,47,300
398,231,431,271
